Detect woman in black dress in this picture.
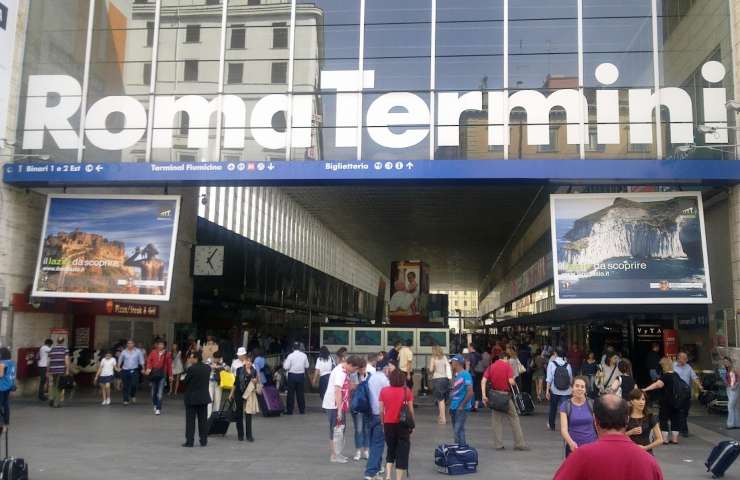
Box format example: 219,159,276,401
626,388,663,453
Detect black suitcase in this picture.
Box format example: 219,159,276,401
0,429,28,480
706,440,740,478
511,384,534,416
207,410,230,436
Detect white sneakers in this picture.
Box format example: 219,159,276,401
362,449,370,460
330,455,348,464
101,399,111,405
354,450,362,461
155,409,161,415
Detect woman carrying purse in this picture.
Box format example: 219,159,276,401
229,350,260,442
379,369,415,480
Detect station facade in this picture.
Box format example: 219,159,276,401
1,0,740,377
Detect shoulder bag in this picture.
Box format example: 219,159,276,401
399,388,415,430
487,387,511,412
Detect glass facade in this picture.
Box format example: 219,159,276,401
15,0,736,163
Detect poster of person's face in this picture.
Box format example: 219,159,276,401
32,195,180,301
389,261,421,315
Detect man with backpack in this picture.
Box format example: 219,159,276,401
363,362,392,480
547,348,573,431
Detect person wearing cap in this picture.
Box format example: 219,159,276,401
449,355,474,445
283,342,310,415
482,352,529,451
229,349,258,442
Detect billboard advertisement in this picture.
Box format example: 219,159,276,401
550,192,711,304
389,260,430,324
32,195,181,301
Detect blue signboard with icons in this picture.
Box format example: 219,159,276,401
3,159,740,186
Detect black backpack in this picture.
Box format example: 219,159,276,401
553,361,571,391
672,373,691,405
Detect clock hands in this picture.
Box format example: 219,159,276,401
206,249,218,268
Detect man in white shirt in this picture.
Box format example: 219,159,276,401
322,355,366,464
366,353,378,375
37,339,53,401
283,342,310,415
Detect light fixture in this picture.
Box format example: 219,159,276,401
0,153,51,160
698,125,740,134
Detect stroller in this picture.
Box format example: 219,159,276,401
700,371,729,414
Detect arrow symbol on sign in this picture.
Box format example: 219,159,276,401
406,162,414,169
267,163,275,171
95,165,103,172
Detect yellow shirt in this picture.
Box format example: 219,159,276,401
399,346,413,373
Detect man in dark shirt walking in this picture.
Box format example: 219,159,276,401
182,351,212,447
553,394,663,480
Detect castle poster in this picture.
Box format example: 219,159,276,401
32,195,181,301
550,192,711,305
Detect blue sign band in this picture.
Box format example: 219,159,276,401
3,159,740,186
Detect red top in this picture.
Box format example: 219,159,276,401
379,386,413,424
553,434,663,480
483,359,513,392
146,350,173,377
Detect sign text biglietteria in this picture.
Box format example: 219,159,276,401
23,62,730,152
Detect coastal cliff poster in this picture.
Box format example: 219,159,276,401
32,195,181,301
550,192,711,304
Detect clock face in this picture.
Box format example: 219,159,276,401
193,246,224,276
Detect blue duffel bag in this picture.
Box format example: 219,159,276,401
434,444,478,475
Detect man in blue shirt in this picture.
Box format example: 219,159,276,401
118,340,145,405
673,352,704,437
364,362,392,480
449,355,474,445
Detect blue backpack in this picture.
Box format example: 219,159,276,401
351,373,372,414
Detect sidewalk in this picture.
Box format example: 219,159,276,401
6,392,733,480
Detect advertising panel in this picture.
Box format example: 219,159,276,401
32,195,181,301
551,192,711,304
389,260,430,324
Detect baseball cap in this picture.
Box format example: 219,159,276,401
236,347,247,356
450,354,465,364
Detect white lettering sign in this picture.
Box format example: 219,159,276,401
22,62,729,152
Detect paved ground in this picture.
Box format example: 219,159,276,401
5,390,736,480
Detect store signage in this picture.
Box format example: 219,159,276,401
104,300,159,317
21,61,729,152
677,315,709,330
32,194,181,301
551,192,712,305
636,324,663,341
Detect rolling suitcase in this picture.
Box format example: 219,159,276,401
0,429,28,480
435,443,478,475
259,384,283,417
207,410,230,436
511,384,534,416
706,440,740,478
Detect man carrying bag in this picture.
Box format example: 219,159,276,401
481,355,529,451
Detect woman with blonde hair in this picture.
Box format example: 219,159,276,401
643,357,684,444
428,344,450,424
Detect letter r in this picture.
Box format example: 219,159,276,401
23,75,82,149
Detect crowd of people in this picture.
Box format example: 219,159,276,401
25,332,740,479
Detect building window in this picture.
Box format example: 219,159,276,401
464,300,467,307
272,22,288,49
537,127,559,153
146,22,154,47
143,63,151,85
271,62,287,84
585,127,606,153
206,0,221,5
247,0,261,5
627,130,651,153
184,60,198,81
179,152,197,162
180,113,189,135
230,24,246,49
227,63,243,84
185,24,201,43
488,145,504,153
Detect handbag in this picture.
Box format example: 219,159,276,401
148,368,164,381
487,388,510,412
516,360,526,375
399,388,415,430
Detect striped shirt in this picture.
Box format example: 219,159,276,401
48,345,68,375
